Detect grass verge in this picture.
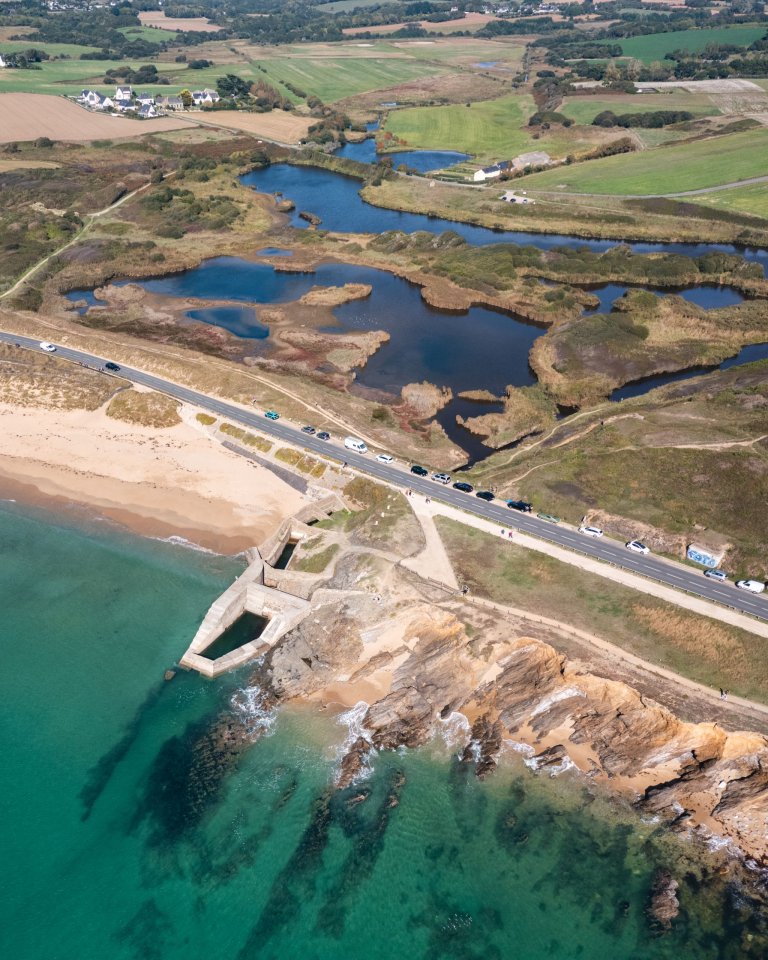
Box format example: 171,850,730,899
436,515,768,703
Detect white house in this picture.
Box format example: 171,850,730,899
135,92,155,106
96,94,115,110
138,103,158,119
115,85,132,102
473,163,504,182
0,54,7,69
192,88,220,106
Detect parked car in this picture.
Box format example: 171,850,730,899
39,341,56,353
432,473,451,484
264,410,279,420
476,491,495,502
344,437,368,454
453,482,474,493
376,454,393,464
301,425,315,435
411,465,428,477
579,525,603,538
625,540,650,555
104,361,120,372
537,513,560,524
736,580,765,594
507,500,532,513
704,569,728,582
317,432,330,441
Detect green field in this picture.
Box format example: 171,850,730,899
315,0,403,11
561,95,720,125
383,94,545,158
694,180,768,219
522,128,768,195
251,55,451,103
0,41,103,58
0,59,180,96
599,25,767,63
119,25,175,43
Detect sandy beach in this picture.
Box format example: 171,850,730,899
0,401,306,554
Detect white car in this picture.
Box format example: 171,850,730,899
39,341,56,353
625,540,650,555
736,580,765,595
579,525,603,538
375,454,393,465
432,473,451,485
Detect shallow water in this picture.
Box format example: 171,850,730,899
2,502,767,959
336,136,470,173
66,258,760,461
241,163,768,269
611,340,768,401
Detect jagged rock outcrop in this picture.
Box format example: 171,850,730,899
461,713,504,779
337,736,373,789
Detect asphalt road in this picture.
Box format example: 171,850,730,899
5,330,768,623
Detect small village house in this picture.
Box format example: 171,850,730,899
114,86,132,103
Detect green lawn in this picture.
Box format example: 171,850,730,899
561,95,720,125
599,25,767,62
251,56,451,104
383,94,543,158
521,128,768,195
693,180,768,219
319,0,403,10
119,25,175,43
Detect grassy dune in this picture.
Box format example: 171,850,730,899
522,129,768,195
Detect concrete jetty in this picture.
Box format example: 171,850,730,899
180,492,346,678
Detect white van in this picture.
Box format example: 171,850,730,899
344,437,368,454
736,580,765,594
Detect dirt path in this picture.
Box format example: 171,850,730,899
401,495,460,589
0,179,161,301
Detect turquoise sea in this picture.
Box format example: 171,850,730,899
2,500,766,960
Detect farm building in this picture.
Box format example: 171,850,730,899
474,162,510,182
511,151,553,170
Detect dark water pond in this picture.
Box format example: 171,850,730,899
66,257,764,463
256,247,293,256
185,306,270,339
336,137,470,173
582,282,745,315
241,164,768,271
611,340,768,402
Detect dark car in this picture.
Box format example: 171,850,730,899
301,426,316,435
411,465,428,477
507,499,532,513
104,362,120,372
453,481,474,493
317,431,330,441
476,491,495,502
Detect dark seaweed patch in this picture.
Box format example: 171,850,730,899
238,789,334,959
314,768,406,940
78,681,166,820
114,899,172,960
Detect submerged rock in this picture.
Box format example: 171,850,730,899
647,868,680,931
337,736,373,789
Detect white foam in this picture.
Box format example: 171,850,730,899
334,700,375,782
230,680,276,742
435,711,471,752
150,534,217,555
